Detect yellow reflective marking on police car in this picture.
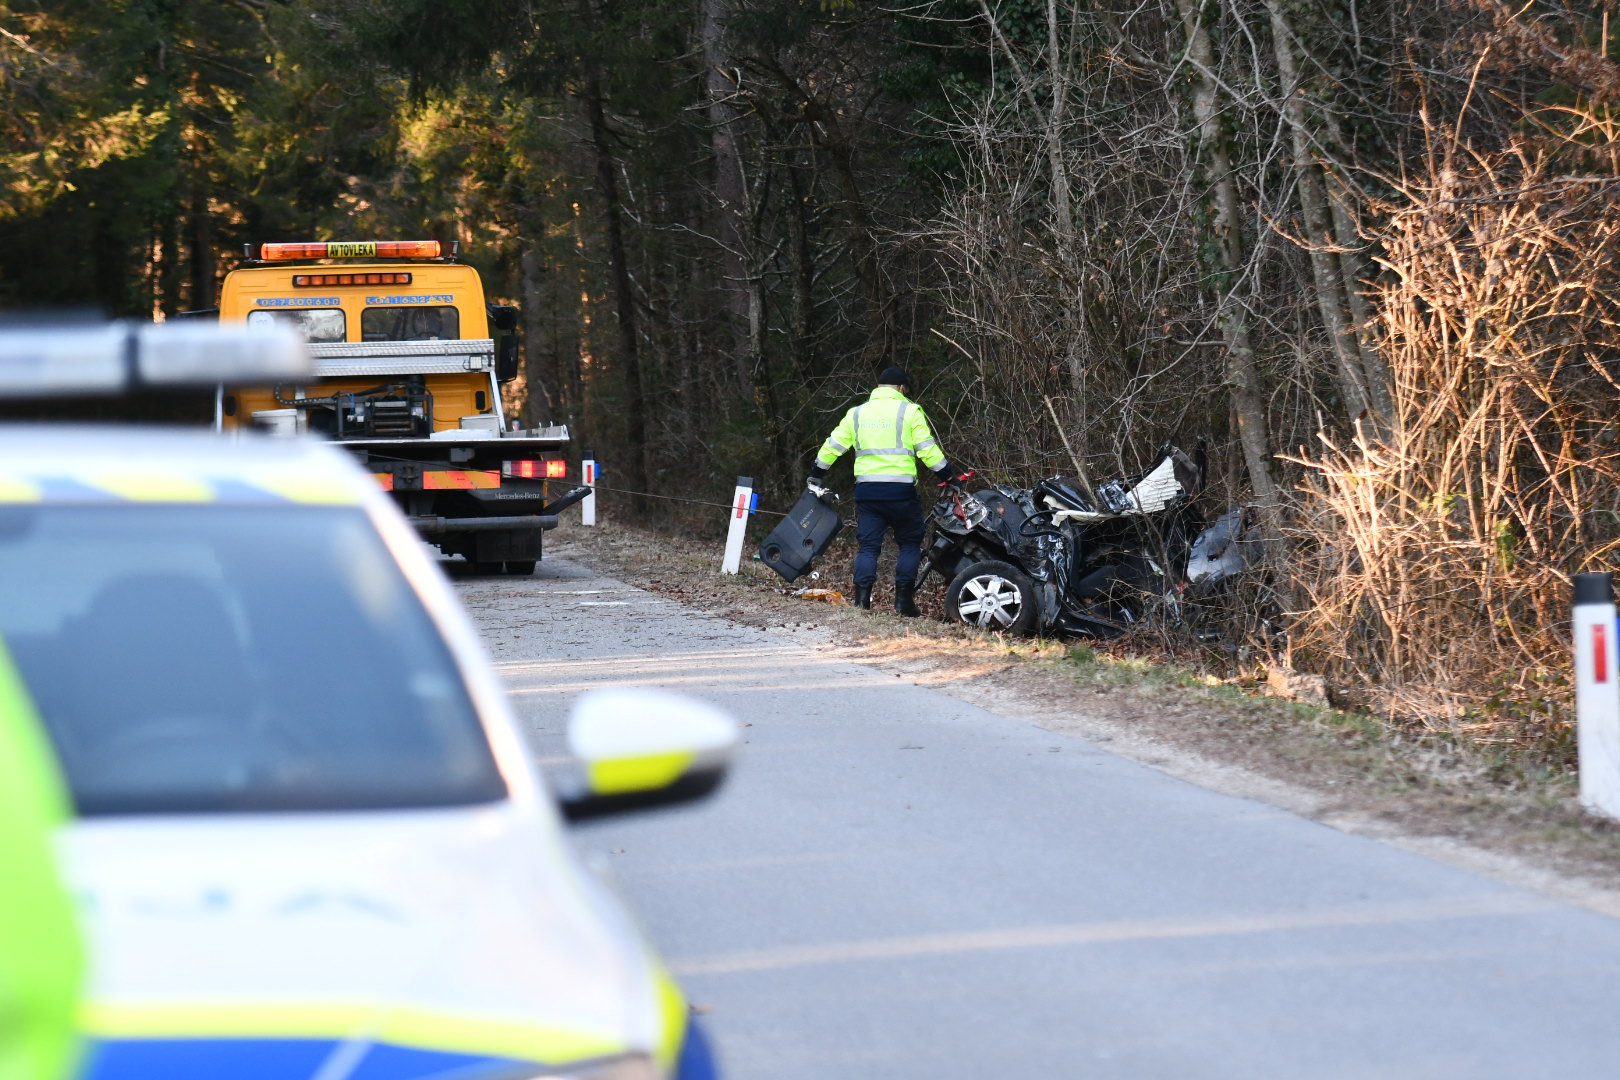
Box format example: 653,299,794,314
81,999,627,1064
242,471,362,506
587,751,695,796
0,476,42,503
654,967,688,1071
327,241,377,258
86,471,213,503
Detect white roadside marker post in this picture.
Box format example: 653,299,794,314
721,476,755,575
1575,572,1620,819
581,452,597,527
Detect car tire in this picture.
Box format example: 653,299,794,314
945,559,1040,635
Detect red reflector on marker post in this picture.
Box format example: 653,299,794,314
722,476,753,574
581,455,596,527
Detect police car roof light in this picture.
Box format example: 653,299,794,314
0,321,311,398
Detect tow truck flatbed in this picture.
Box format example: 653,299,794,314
337,427,571,453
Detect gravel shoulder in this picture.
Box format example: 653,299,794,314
545,516,1620,916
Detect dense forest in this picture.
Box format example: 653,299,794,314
5,0,1619,757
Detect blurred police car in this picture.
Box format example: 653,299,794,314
0,325,730,1080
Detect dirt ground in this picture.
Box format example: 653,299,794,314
545,515,1620,916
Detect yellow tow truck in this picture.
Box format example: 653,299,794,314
217,239,587,575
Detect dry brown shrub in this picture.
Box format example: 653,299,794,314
1288,118,1620,758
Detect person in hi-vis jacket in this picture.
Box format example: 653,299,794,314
808,366,960,614
0,642,84,1080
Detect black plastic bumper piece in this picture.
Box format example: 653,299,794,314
758,490,843,583
542,484,592,516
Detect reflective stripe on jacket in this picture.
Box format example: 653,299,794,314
815,386,947,483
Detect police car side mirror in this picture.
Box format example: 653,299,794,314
558,687,738,821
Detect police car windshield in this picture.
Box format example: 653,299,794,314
0,504,506,815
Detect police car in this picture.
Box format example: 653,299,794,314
0,324,731,1080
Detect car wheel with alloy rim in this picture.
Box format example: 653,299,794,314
944,559,1040,635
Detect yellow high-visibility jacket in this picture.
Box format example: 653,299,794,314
0,642,84,1080
812,386,949,486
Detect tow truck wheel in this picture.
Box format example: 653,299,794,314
503,560,536,576
945,559,1040,635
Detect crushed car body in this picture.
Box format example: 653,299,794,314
920,443,1259,637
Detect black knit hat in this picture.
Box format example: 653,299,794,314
879,365,911,387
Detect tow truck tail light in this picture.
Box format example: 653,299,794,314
502,460,568,479
260,240,442,261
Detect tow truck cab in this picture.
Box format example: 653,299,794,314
217,241,587,574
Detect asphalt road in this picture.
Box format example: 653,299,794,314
457,556,1620,1079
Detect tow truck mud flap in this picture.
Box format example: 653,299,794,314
758,490,843,583
407,514,552,562
473,525,541,563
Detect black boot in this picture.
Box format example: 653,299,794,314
853,584,872,609
894,583,922,617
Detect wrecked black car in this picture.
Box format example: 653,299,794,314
918,443,1257,637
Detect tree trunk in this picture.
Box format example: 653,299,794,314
701,0,754,398
759,54,891,369
1316,106,1396,423
519,241,556,427
1266,0,1376,426
566,204,588,443
812,106,889,368
580,57,648,503
187,163,214,311
1175,0,1281,535
785,155,814,383
1044,0,1084,400
158,204,182,318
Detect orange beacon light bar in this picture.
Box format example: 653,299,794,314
259,240,443,261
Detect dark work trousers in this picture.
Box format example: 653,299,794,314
853,487,925,588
